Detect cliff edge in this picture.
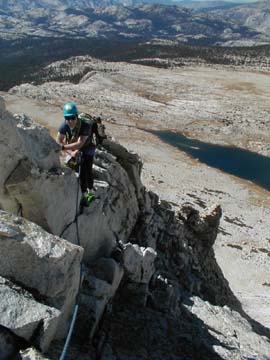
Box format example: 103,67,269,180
0,96,269,359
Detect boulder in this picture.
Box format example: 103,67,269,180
5,158,78,235
0,210,83,338
122,243,157,284
20,348,50,359
116,243,157,307
77,258,124,338
184,204,222,252
149,274,182,313
0,277,60,352
0,98,60,214
0,99,79,236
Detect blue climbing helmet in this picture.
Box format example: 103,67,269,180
63,102,78,117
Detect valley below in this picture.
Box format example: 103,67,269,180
1,58,270,347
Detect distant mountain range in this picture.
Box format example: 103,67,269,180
0,0,269,45
0,0,260,12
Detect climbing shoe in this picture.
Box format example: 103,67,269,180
80,191,95,207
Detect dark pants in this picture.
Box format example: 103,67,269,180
80,154,94,193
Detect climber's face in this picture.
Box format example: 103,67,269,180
65,115,77,129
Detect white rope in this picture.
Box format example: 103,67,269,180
59,304,79,360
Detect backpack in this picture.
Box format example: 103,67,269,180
64,113,106,170
78,112,107,146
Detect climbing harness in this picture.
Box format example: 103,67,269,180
65,118,81,144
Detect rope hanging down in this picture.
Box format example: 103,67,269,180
59,162,83,360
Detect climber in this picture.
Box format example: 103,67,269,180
56,102,99,207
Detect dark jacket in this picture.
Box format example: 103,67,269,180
58,119,99,156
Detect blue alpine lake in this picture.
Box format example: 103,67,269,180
151,130,270,191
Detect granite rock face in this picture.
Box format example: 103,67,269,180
77,258,124,339
62,147,140,263
185,296,270,360
0,98,141,260
121,243,157,284
0,276,60,352
0,98,72,234
0,210,83,341
0,97,269,359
